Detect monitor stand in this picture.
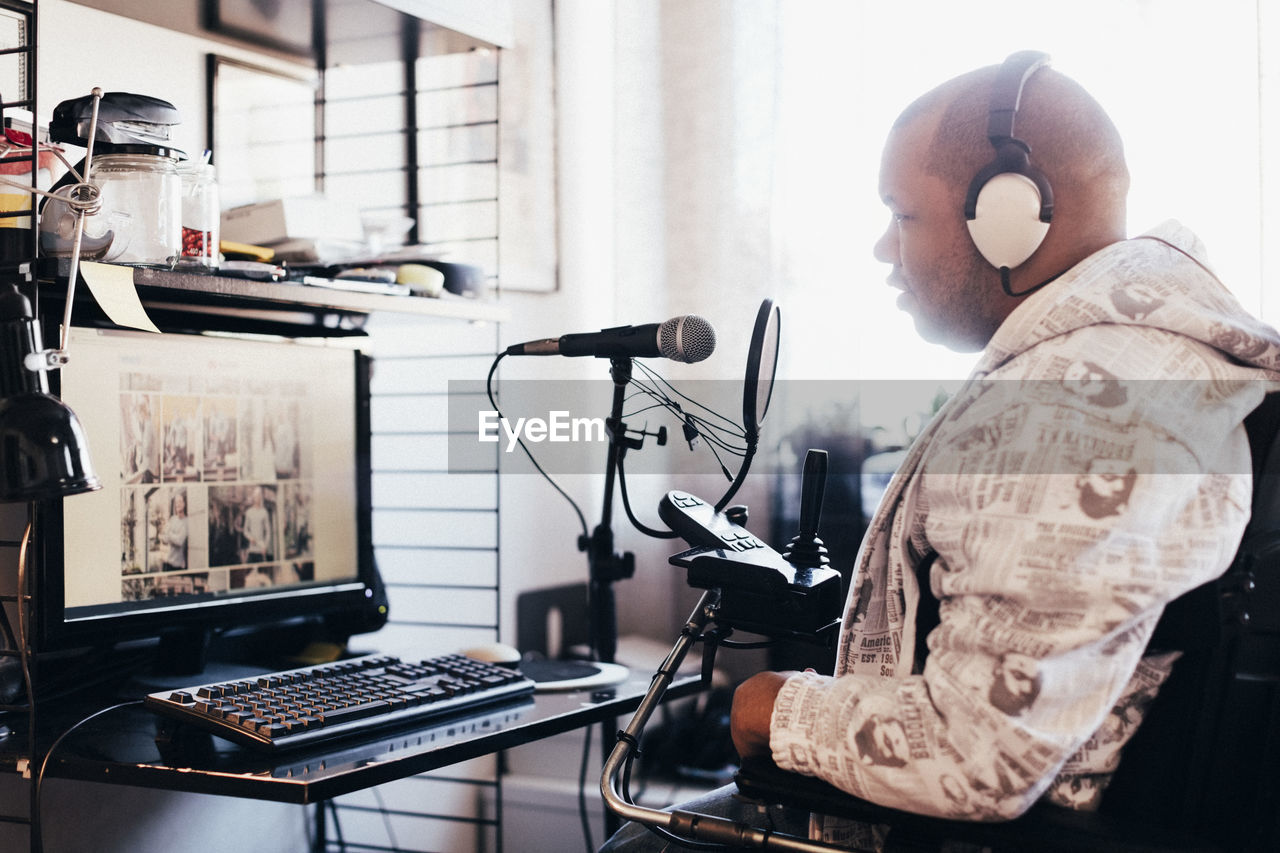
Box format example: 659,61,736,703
152,627,210,677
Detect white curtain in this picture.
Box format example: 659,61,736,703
615,0,1273,385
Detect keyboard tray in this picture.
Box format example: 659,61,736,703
143,653,536,752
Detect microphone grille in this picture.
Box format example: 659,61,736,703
659,315,716,363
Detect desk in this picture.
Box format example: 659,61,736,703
10,668,700,806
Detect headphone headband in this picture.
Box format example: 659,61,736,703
986,50,1051,146
964,50,1055,290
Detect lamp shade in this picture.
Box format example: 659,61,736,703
0,389,101,501
0,281,101,501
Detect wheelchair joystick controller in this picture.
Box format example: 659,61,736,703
783,449,830,570
659,448,843,643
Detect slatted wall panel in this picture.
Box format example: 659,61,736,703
414,49,500,277
366,313,500,657
320,56,410,223
321,41,505,853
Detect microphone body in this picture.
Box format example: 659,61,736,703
506,315,715,364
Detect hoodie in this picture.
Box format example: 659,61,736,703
768,221,1280,840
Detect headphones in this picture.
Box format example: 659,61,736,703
964,50,1054,296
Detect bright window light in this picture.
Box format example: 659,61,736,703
774,0,1268,380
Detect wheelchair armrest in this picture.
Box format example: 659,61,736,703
732,758,1222,852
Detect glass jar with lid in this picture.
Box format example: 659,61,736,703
40,150,182,267
176,161,219,269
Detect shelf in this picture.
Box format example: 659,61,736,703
22,669,701,805
37,262,508,337
133,267,508,322
70,0,513,63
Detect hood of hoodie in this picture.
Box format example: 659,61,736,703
978,221,1280,378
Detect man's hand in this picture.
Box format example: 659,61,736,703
730,670,796,762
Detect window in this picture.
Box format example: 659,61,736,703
773,0,1272,381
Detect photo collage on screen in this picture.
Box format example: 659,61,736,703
118,370,316,603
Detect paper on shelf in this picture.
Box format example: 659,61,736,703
80,261,160,333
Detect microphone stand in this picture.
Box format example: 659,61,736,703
580,357,665,665
580,356,664,840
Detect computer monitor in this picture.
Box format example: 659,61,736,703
35,326,378,664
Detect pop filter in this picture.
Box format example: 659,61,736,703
715,298,781,511
743,298,780,439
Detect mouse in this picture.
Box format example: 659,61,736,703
461,642,523,667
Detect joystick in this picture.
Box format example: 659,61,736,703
782,449,830,569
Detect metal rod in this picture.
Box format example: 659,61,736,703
599,589,848,852
0,175,83,203
600,591,716,828
58,87,103,356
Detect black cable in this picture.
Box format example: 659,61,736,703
578,722,595,853
485,352,589,541
623,387,748,456
632,360,747,441
614,370,756,537
623,364,749,456
625,364,757,509
607,683,733,853
32,699,143,853
999,265,1065,298
623,748,731,852
693,425,738,483
616,457,680,539
621,390,745,447
714,432,759,512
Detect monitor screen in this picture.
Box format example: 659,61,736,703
36,326,375,653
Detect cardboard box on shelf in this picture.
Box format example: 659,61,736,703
221,196,364,245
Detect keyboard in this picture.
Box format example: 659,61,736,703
143,653,536,752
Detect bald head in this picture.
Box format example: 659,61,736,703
874,59,1131,351
896,62,1129,252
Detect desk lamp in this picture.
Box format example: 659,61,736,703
0,280,99,500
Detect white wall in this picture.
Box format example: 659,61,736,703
492,0,617,647
39,0,313,159
503,1,786,655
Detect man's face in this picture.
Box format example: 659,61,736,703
1083,458,1132,499
873,123,997,352
1063,360,1108,396
998,653,1039,703
873,717,909,763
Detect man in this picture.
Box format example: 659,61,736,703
242,485,273,563
604,54,1280,850
1061,360,1128,408
159,488,189,573
853,714,911,768
1074,456,1138,519
986,651,1041,717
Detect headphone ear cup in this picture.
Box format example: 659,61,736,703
966,172,1051,269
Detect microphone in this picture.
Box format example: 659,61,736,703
505,315,716,363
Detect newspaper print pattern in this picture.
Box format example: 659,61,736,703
769,222,1280,839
